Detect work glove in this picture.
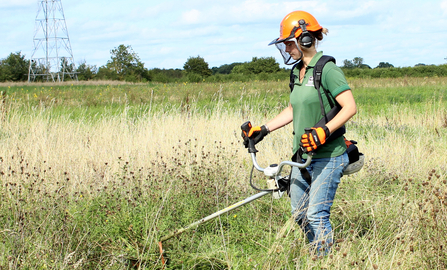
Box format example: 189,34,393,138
241,125,269,148
300,126,330,153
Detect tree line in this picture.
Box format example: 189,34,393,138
340,56,447,78
1,44,446,83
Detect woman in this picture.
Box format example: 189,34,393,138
243,10,357,253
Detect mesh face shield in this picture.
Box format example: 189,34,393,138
269,37,301,66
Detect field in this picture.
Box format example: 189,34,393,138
0,77,446,269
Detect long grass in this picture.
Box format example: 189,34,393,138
0,78,446,269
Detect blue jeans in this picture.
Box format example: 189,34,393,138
290,152,349,254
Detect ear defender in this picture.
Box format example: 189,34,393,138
298,19,313,48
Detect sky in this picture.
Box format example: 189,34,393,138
1,0,447,70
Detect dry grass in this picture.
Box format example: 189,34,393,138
0,107,254,192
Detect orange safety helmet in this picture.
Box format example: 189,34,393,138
273,10,322,44
269,11,323,65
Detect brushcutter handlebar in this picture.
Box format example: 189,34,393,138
249,152,312,175
241,121,312,175
245,128,312,200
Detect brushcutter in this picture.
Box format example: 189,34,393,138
157,121,312,265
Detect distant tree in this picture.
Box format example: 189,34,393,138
376,62,394,68
342,59,355,69
231,57,280,74
230,64,246,74
212,62,243,74
183,56,212,77
352,57,364,68
28,60,47,82
109,45,137,75
0,51,28,82
76,61,97,81
59,57,77,81
414,63,426,67
100,44,150,82
343,57,371,69
96,66,116,80
251,57,281,73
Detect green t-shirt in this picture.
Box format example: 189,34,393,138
290,51,350,158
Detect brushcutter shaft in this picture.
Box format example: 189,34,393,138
159,191,271,243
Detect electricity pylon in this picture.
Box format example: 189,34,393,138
28,0,77,82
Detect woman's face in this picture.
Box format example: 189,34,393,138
284,40,300,60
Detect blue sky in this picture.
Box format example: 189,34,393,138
1,0,447,70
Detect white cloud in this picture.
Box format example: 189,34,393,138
442,0,447,15
128,2,175,19
174,0,317,27
228,0,280,21
332,1,378,18
181,9,202,24
0,0,35,8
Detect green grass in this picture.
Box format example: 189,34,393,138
2,77,446,118
0,77,446,269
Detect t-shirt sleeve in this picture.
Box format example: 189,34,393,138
321,62,350,97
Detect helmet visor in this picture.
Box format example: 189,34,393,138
269,38,300,65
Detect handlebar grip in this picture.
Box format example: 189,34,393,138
241,121,252,137
301,128,316,156
241,121,258,154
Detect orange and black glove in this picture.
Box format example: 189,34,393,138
300,126,330,153
241,124,269,148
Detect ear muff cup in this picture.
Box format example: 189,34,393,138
299,33,313,48
298,19,313,48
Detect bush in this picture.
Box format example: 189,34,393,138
187,73,202,83
231,57,281,75
343,64,447,79
0,52,28,82
184,56,212,78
